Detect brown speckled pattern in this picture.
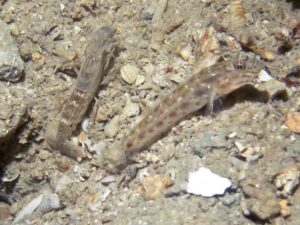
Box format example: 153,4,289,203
101,61,253,172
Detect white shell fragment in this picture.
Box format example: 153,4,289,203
135,75,146,86
187,167,232,197
13,193,61,224
258,70,273,82
121,64,139,84
13,195,43,224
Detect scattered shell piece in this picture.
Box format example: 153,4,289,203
122,94,140,118
258,70,273,82
2,173,19,183
234,141,246,152
228,132,237,138
87,192,102,212
31,52,42,61
13,195,43,224
193,27,220,72
239,34,277,61
238,146,263,161
279,199,291,217
286,112,300,133
81,118,90,132
140,175,173,200
88,188,111,212
135,75,145,86
95,106,108,122
12,194,59,224
121,64,139,84
229,0,246,28
104,115,120,138
187,167,232,197
274,165,300,197
176,43,193,61
60,3,65,12
74,165,90,181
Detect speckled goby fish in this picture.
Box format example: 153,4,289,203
46,26,116,160
100,61,253,173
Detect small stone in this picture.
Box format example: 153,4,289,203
95,107,108,122
256,80,292,100
274,165,300,197
121,64,139,84
56,157,74,172
0,203,10,221
190,131,228,157
37,193,61,214
101,175,116,185
219,192,237,206
104,116,120,138
279,199,291,217
38,150,50,161
142,64,155,76
122,94,140,118
145,153,160,163
30,168,44,182
0,20,24,82
286,112,300,133
140,175,173,200
241,177,280,220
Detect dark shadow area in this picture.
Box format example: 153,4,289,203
287,0,300,9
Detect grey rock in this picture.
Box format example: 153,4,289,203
190,131,228,157
0,20,24,82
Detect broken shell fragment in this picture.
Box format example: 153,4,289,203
229,0,246,28
258,70,273,82
176,44,193,61
121,64,139,84
135,75,145,86
187,167,232,197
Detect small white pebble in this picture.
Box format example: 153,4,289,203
228,132,237,138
